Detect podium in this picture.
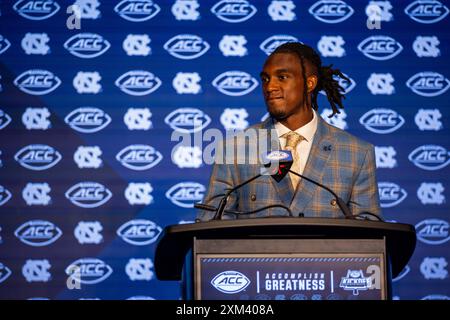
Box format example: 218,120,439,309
155,218,416,300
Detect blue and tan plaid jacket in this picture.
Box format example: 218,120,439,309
197,115,381,221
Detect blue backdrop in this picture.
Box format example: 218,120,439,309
0,0,449,300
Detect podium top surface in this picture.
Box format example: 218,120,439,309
155,217,416,280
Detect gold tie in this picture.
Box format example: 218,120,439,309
282,131,304,190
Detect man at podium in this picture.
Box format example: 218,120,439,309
197,42,381,221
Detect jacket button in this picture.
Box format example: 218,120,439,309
251,194,256,201
330,199,337,206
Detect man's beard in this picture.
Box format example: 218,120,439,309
268,108,287,121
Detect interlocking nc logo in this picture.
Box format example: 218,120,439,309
405,0,449,24
221,108,249,131
66,258,113,284
213,71,258,96
0,263,12,284
375,146,397,169
73,71,102,94
116,144,163,170
125,182,154,205
260,35,299,56
211,271,251,294
165,182,205,208
0,185,12,206
413,36,440,57
320,108,347,130
65,107,112,133
14,69,61,95
367,73,395,95
22,107,51,130
123,34,151,56
219,35,247,57
172,146,202,168
74,146,103,169
378,182,408,208
173,72,201,94
0,109,12,130
124,108,152,130
22,259,51,282
15,220,62,247
268,0,296,21
14,144,62,170
309,0,354,23
21,33,50,55
416,219,449,245
64,33,111,58
114,0,161,22
117,219,162,245
0,35,12,54
14,0,60,20
415,109,443,131
359,108,404,134
22,182,51,205
408,145,450,170
115,70,161,96
164,34,210,60
358,36,403,60
74,0,101,19
317,35,345,57
65,182,112,208
417,183,445,205
172,0,200,20
420,257,448,280
74,221,103,244
211,0,257,23
126,258,154,281
165,108,211,133
406,72,450,97
365,1,393,22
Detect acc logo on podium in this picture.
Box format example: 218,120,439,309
211,271,251,294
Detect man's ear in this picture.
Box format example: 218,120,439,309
307,75,318,93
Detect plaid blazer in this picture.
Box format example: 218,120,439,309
197,115,381,221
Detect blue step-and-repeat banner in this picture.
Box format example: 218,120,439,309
0,0,449,300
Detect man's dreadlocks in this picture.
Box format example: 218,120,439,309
271,42,349,117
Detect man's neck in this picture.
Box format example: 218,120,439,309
279,107,314,131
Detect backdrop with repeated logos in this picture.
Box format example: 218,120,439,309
0,0,449,300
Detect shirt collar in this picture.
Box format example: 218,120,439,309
274,109,318,142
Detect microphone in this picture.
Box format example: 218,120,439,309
263,150,354,219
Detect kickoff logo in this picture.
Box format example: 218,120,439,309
213,71,258,96
359,108,405,134
164,108,211,133
358,36,403,61
14,0,60,20
211,0,257,23
64,33,111,58
164,34,210,60
66,258,113,285
165,182,205,208
14,144,62,171
116,144,163,170
406,72,450,97
65,107,112,133
408,145,450,170
14,220,62,247
14,69,61,95
117,219,162,246
114,0,161,22
65,182,112,208
115,70,161,96
211,271,251,294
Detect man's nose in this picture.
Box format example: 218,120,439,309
265,78,279,92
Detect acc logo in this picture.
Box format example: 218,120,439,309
74,221,103,244
406,72,450,97
422,295,450,300
115,70,161,96
64,33,111,58
0,35,11,54
164,34,210,60
65,107,111,133
416,219,449,245
116,144,163,170
408,145,450,170
165,182,205,208
358,36,403,60
66,258,113,284
378,182,408,208
114,0,161,22
211,0,257,23
308,0,354,23
213,71,258,96
359,108,404,134
211,271,250,294
65,182,112,208
0,110,12,130
14,69,61,95
14,0,60,20
405,0,449,24
260,35,299,56
14,144,61,170
0,185,12,206
14,220,62,247
0,263,12,283
165,108,211,133
266,150,290,161
117,219,162,245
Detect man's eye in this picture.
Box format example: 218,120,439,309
278,75,287,80
261,77,269,83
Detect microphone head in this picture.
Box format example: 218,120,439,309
261,150,293,182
